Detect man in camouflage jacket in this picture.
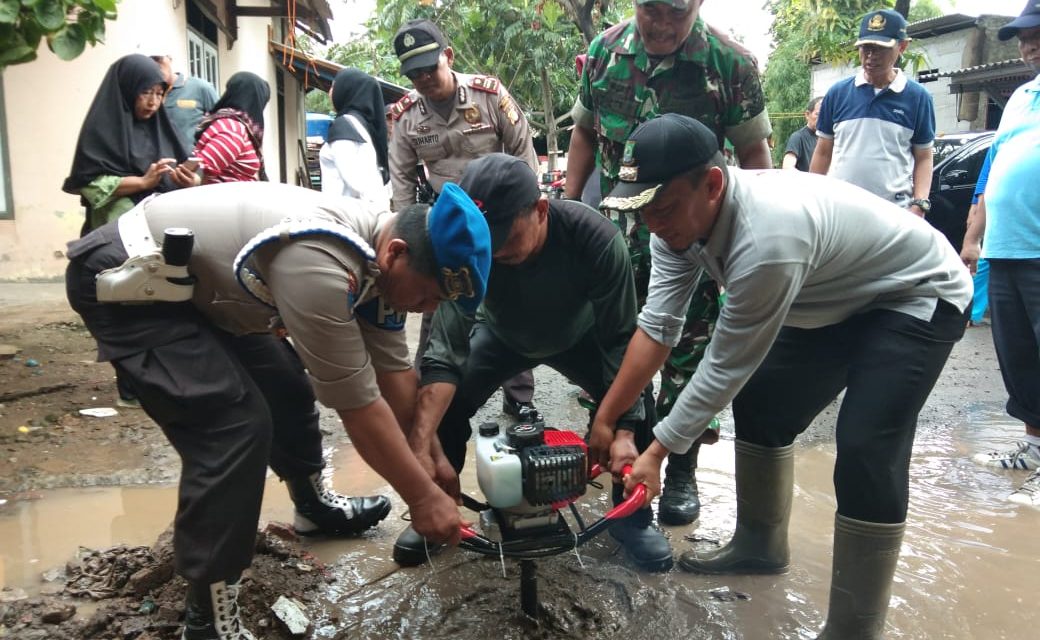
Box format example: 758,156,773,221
565,0,773,526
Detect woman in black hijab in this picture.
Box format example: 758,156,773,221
319,67,390,203
193,71,271,183
63,54,195,232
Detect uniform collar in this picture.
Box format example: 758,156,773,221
854,67,907,92
607,18,712,73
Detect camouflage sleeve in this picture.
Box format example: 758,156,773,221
722,56,772,149
389,121,419,212
571,95,595,130
497,84,539,172
570,37,602,130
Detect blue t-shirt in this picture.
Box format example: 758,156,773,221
972,152,991,204
817,68,935,205
983,76,1040,259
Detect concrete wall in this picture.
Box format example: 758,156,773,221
811,17,1023,138
811,30,972,135
0,0,306,281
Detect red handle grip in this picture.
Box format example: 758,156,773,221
589,463,648,520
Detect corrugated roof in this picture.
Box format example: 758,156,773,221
942,58,1033,78
907,13,978,38
294,0,334,43
270,41,408,103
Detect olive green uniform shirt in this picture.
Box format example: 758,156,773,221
421,200,635,389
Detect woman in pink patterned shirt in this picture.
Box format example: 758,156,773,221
193,72,270,183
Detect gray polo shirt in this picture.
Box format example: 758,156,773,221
639,169,972,454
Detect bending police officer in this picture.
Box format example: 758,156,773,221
65,182,489,639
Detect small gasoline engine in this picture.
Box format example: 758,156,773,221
458,420,647,618
474,422,588,534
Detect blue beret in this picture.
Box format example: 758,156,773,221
427,182,491,313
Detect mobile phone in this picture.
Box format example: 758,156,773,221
181,157,202,172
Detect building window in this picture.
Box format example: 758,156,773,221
0,75,13,220
187,1,219,91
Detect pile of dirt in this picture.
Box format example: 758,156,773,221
0,524,333,639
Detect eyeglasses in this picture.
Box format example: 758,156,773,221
859,44,894,58
405,64,439,81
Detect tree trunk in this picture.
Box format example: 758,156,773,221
563,0,609,46
540,66,557,172
894,0,910,18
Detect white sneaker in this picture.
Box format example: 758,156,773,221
972,441,1040,470
1008,469,1040,506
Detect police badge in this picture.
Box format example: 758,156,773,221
868,13,886,31
403,33,415,47
499,96,520,126
464,106,481,124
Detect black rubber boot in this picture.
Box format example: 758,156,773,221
182,578,255,640
659,444,701,525
608,484,674,572
392,525,444,566
286,472,391,537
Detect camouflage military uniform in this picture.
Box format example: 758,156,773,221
572,17,770,420
388,72,539,212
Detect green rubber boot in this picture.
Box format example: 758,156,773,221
816,514,905,640
678,439,793,574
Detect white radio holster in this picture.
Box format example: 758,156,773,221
95,204,195,304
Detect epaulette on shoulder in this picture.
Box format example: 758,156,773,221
388,92,419,121
468,75,500,94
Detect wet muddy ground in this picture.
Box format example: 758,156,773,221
1,282,1038,639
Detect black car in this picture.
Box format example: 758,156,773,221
926,131,994,252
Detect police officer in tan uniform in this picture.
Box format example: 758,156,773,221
389,18,541,422
64,181,491,640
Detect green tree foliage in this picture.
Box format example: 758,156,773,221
763,0,942,165
317,0,623,166
0,0,118,67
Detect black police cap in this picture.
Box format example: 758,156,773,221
600,114,720,212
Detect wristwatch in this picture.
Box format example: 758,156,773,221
909,198,931,213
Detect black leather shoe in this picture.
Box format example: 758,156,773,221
393,525,444,566
287,472,391,537
609,521,674,572
502,398,543,423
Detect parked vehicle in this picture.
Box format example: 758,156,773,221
927,131,994,252
540,169,566,199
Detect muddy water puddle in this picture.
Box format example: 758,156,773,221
2,403,1038,639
